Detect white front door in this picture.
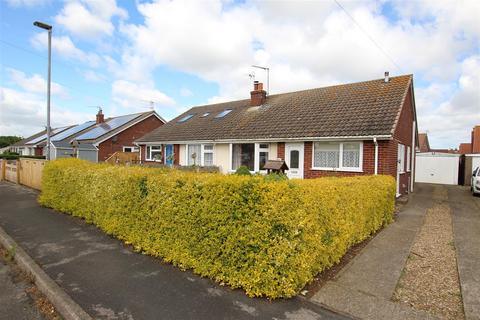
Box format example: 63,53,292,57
285,143,304,179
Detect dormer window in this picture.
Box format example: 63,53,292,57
201,112,210,117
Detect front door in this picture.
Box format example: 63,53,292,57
165,144,174,166
285,143,304,179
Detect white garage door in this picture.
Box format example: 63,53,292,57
415,152,460,185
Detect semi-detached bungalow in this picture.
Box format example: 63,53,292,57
136,73,418,196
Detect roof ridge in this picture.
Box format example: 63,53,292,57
187,74,413,111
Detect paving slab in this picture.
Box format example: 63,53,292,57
0,182,347,320
0,258,44,320
448,186,480,320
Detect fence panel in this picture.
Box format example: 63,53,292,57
19,158,46,190
5,160,18,183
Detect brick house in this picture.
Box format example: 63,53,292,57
136,74,418,196
67,110,165,162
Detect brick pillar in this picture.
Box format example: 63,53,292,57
174,144,180,165
277,142,285,160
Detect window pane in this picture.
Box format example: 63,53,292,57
146,146,151,159
342,143,360,168
204,153,213,166
204,144,214,151
232,143,254,171
259,151,268,170
259,143,269,149
314,142,339,168
290,150,299,169
188,144,201,165
151,150,161,160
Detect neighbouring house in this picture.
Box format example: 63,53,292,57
9,109,165,162
67,109,166,162
136,73,418,196
459,125,480,185
418,133,431,152
9,127,73,156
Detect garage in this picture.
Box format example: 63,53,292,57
415,152,460,185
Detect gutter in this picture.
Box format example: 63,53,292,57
135,135,393,145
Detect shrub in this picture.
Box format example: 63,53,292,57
235,165,252,176
40,158,395,298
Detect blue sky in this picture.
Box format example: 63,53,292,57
1,0,479,149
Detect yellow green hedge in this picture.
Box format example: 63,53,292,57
40,158,395,298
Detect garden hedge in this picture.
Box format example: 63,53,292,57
40,158,395,298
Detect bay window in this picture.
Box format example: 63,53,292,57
146,145,162,161
313,142,362,171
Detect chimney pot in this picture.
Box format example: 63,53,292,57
96,108,105,124
384,71,390,83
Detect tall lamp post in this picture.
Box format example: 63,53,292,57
33,21,52,160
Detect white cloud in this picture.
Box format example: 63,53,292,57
30,33,100,66
417,55,480,148
55,0,127,39
111,80,176,115
0,87,91,137
7,68,68,98
5,0,49,7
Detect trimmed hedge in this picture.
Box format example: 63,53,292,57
40,158,395,298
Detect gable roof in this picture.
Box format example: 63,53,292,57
137,75,413,143
73,111,164,145
10,130,47,147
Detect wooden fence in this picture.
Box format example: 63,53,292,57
105,151,140,165
0,158,46,190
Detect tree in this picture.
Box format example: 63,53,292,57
0,136,23,148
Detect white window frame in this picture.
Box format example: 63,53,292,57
406,146,411,172
398,143,405,174
311,141,363,172
229,143,270,173
146,145,162,162
186,144,216,166
123,146,139,153
201,144,215,167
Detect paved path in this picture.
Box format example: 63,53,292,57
0,182,347,320
0,258,44,320
448,186,480,320
311,183,480,320
311,184,440,319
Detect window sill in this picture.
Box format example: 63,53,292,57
310,167,363,173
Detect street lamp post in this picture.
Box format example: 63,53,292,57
33,21,52,160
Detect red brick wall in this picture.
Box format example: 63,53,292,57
277,142,285,159
302,141,375,179
174,144,180,165
139,143,180,165
98,115,164,162
392,85,415,195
